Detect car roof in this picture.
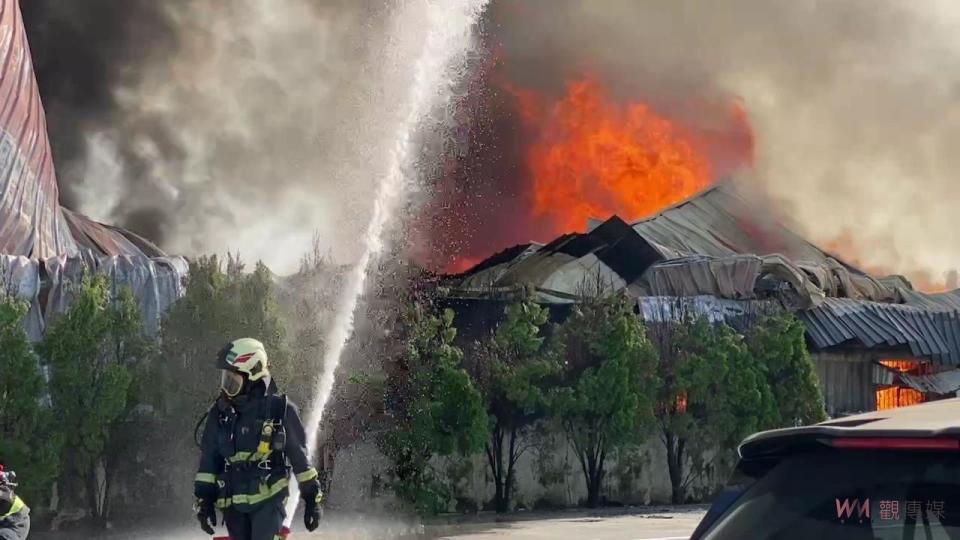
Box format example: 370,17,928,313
739,398,960,459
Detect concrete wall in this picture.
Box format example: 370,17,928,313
327,432,723,513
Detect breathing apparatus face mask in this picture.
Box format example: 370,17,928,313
220,370,245,398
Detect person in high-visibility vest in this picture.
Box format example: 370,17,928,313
0,465,29,540
194,338,322,540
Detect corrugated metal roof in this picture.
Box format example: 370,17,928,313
896,369,960,395
631,183,845,265
447,181,960,365
797,298,960,365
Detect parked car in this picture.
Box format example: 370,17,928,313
691,399,960,539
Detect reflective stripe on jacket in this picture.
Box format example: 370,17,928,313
194,382,320,512
1,496,24,518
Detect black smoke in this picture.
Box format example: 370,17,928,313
21,0,177,228
19,0,415,269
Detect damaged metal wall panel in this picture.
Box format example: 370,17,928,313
1,254,186,341
636,295,781,326
634,253,910,309
897,369,960,396
0,255,43,340
538,254,626,297
43,254,187,337
0,0,77,258
813,351,876,416
0,0,176,262
99,256,186,336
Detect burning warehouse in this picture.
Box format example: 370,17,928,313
440,181,960,417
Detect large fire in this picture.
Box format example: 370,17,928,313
414,68,755,274
509,78,751,231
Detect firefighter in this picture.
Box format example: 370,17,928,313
194,338,322,539
0,466,29,540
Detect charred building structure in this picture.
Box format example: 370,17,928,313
0,0,185,340
442,182,960,417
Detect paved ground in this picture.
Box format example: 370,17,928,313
31,507,705,539
430,508,704,540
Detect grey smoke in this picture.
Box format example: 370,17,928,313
23,0,457,272
485,0,960,284
24,0,960,281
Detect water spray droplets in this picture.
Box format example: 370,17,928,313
284,0,489,526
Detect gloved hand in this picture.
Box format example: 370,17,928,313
195,498,217,535
302,489,322,532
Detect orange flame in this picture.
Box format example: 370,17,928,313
510,78,715,232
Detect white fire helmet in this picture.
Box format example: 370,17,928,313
216,338,269,397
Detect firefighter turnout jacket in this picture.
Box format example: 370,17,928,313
194,383,321,512
0,482,28,540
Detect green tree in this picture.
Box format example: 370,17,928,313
148,255,301,507
0,296,60,506
157,255,291,416
468,298,558,513
381,303,488,515
39,275,148,527
549,294,658,508
746,314,827,427
649,315,775,504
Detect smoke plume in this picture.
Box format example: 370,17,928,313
23,0,461,272
24,0,960,283
422,0,960,285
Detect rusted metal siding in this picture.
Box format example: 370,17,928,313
813,351,876,416
0,0,76,258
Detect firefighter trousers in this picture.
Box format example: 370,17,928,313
0,508,29,540
224,499,285,540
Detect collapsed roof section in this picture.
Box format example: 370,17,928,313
449,183,912,306
630,182,841,264
444,182,960,365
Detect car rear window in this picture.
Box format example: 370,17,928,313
702,449,960,540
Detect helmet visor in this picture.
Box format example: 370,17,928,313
220,370,244,397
